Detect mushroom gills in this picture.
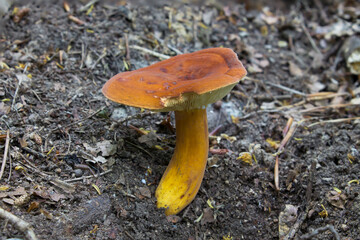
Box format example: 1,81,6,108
155,108,209,215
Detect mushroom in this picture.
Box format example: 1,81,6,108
102,48,247,215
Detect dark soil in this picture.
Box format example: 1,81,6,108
0,0,359,239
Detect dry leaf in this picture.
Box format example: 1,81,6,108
327,191,347,209
33,189,50,199
18,137,28,148
202,9,214,25
138,186,151,198
0,102,10,116
13,7,30,23
279,205,298,239
27,201,40,212
207,155,219,168
40,208,53,220
15,73,31,83
33,188,67,202
83,143,99,155
201,208,215,225
289,61,303,77
0,187,27,198
30,132,42,145
0,185,9,191
247,64,263,73
138,131,158,148
93,156,107,164
260,9,278,25
2,198,14,205
97,140,117,157
14,194,31,206
48,191,67,202
166,215,182,223
306,75,325,93
83,140,117,157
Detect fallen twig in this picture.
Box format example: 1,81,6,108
91,48,107,70
15,149,52,178
68,15,85,25
300,225,340,240
244,77,351,104
277,121,297,154
283,161,316,240
0,130,10,180
283,118,293,138
7,143,12,182
266,82,306,96
124,230,136,240
78,0,99,12
154,35,183,55
245,76,306,96
21,146,46,159
0,207,38,240
299,103,359,113
314,0,328,22
74,163,96,177
124,140,153,158
80,42,86,69
307,117,360,127
64,169,112,183
306,161,316,203
274,118,297,191
67,133,71,155
306,92,349,101
14,149,76,192
300,20,321,55
48,177,76,193
31,90,43,104
252,94,293,101
125,34,130,60
128,45,170,60
274,151,283,190
237,109,285,120
121,189,136,199
11,75,23,110
65,87,83,106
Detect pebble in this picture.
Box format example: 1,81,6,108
74,169,83,177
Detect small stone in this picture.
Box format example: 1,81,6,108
55,168,62,173
213,100,222,110
278,40,288,48
74,169,83,177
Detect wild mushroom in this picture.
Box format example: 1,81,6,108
102,48,247,215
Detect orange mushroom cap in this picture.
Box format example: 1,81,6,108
102,48,247,111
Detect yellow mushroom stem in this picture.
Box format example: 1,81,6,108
155,108,209,215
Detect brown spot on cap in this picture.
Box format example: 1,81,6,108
160,67,168,73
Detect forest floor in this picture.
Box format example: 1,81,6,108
0,0,359,239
